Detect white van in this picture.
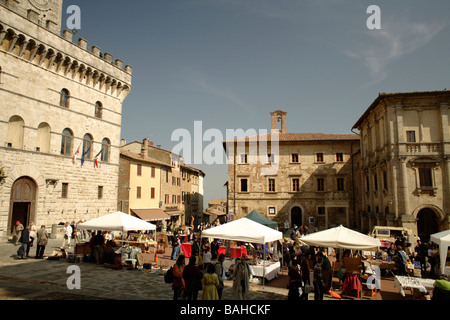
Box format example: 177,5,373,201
371,226,420,248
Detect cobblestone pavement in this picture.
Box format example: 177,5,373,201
0,239,292,301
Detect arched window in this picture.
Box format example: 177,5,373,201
60,89,70,108
7,115,25,149
61,128,73,155
101,138,111,162
36,122,51,153
95,101,103,119
82,134,93,159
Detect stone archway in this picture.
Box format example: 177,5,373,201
8,177,37,234
291,206,303,228
416,208,439,243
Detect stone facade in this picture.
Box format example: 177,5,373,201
0,1,132,238
353,91,450,240
226,111,361,231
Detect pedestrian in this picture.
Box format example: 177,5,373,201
171,233,181,260
387,242,397,260
203,246,212,272
317,251,332,291
172,255,186,300
183,256,203,300
428,244,438,278
35,225,49,259
91,231,105,264
299,253,310,300
191,236,201,265
414,240,427,276
211,238,219,260
232,257,251,300
18,225,31,259
202,263,219,300
214,254,226,300
13,221,24,245
396,245,409,276
313,256,325,300
287,259,302,300
61,222,73,249
29,221,37,249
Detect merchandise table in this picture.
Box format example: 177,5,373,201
249,261,281,281
231,246,248,258
115,240,156,253
393,276,429,297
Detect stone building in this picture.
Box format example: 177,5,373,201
181,164,205,227
352,91,450,241
225,111,361,231
119,139,204,227
203,199,227,224
0,0,132,238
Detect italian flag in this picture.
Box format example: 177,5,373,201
94,148,104,168
72,144,81,164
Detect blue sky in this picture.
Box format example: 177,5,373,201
66,0,450,205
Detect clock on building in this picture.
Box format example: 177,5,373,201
28,0,51,11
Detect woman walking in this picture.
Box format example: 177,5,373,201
202,263,219,300
172,255,186,300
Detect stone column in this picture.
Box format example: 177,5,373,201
400,156,411,217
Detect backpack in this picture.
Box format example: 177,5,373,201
164,267,174,284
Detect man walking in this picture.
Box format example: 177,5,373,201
35,225,49,259
61,222,73,249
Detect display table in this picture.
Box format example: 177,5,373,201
249,261,281,281
115,240,156,253
181,243,192,258
231,246,248,258
393,276,429,297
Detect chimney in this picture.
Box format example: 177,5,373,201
271,110,287,134
120,139,126,147
141,138,149,158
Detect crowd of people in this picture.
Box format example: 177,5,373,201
12,221,49,260
382,237,440,278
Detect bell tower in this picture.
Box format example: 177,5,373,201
271,110,288,134
2,0,64,34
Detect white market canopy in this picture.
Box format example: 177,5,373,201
78,211,156,232
430,230,450,275
201,218,283,245
300,225,381,250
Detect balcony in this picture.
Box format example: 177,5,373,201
404,143,441,154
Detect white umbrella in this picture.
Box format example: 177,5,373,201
300,225,381,250
201,218,282,245
430,230,450,276
78,211,156,232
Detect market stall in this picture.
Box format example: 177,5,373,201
300,225,381,298
201,218,283,286
430,230,450,277
77,211,157,268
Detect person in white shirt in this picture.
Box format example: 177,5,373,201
203,247,212,272
61,222,73,249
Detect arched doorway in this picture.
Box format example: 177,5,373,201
8,177,37,234
417,208,439,243
291,206,302,228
